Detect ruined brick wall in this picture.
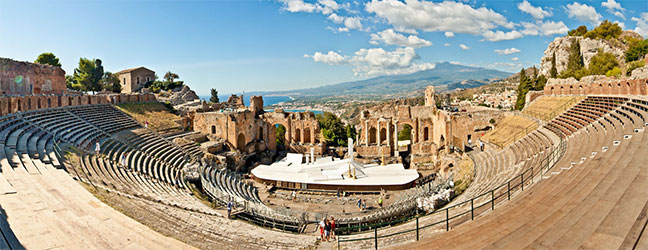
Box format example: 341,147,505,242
544,77,648,96
0,93,156,116
0,58,66,95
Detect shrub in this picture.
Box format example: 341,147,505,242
588,50,619,76
626,39,648,62
626,60,646,76
606,67,622,77
584,20,622,40
568,25,588,36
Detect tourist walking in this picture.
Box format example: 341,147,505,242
120,152,126,168
330,217,336,240
291,190,297,201
480,141,485,151
324,219,331,242
362,199,366,210
227,200,234,219
357,198,363,211
378,197,383,208
95,141,100,155
319,218,326,241
144,121,149,128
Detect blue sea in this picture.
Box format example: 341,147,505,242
198,95,322,114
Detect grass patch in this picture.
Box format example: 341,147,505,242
116,102,182,132
453,155,474,196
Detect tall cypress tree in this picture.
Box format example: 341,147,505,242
550,52,558,78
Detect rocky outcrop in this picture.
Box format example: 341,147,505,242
156,85,199,105
631,66,648,79
540,36,627,77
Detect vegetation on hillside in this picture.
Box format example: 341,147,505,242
144,71,184,93
116,102,182,132
64,57,121,93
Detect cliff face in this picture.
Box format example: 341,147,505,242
539,36,626,76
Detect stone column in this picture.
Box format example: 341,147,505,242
364,121,369,146
377,121,381,145
394,122,399,157
386,121,391,150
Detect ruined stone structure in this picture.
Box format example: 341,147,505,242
543,76,648,96
0,93,155,116
115,67,155,93
0,57,66,95
192,96,324,154
355,86,499,167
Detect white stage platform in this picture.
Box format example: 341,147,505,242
251,153,419,188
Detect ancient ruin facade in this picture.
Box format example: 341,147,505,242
355,86,499,167
192,96,324,155
0,57,66,95
0,93,155,116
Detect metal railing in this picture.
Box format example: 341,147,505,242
338,132,566,249
524,96,583,122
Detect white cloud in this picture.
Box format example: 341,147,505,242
512,57,519,61
459,44,470,50
370,29,432,48
305,51,346,65
365,0,515,36
317,0,340,15
328,14,363,32
444,43,451,47
444,31,455,37
308,47,436,77
482,30,523,41
494,48,520,55
344,16,363,30
615,21,625,30
601,0,624,12
394,26,418,34
521,20,569,36
517,0,551,19
632,13,648,37
328,13,345,23
279,0,316,13
566,2,602,26
601,0,625,20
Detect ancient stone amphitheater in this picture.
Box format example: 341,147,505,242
1,77,648,250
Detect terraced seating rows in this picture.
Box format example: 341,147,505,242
523,95,585,121
404,95,648,249
482,115,538,147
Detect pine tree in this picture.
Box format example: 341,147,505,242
550,52,558,78
566,39,584,73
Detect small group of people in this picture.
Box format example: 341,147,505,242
318,217,336,242
357,198,367,211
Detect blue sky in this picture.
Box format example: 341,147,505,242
1,0,646,96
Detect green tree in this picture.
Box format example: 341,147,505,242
626,60,646,76
559,39,587,79
588,50,619,76
625,39,648,62
66,75,82,91
210,88,220,103
73,58,104,93
35,52,61,67
398,124,412,141
584,20,622,40
316,112,347,146
533,75,547,91
275,124,286,146
606,67,622,77
568,25,588,36
550,52,558,78
345,124,356,142
100,72,122,93
164,71,179,83
515,68,532,110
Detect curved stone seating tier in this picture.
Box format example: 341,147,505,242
401,101,648,249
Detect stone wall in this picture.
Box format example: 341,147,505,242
192,97,324,155
0,58,66,95
0,93,155,116
543,77,648,96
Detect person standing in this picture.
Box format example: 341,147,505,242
330,217,336,240
378,197,383,208
227,200,234,219
319,218,326,241
357,198,363,211
324,219,331,242
95,141,101,155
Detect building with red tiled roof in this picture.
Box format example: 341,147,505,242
114,67,155,93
